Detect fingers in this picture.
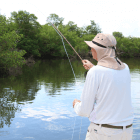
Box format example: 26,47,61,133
83,64,88,69
73,99,81,108
73,100,74,108
73,99,77,108
82,60,93,70
83,62,90,69
82,59,88,64
83,65,89,70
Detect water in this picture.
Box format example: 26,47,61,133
0,58,140,140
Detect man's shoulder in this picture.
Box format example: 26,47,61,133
90,65,109,72
87,65,104,75
89,63,129,73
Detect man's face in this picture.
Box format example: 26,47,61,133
91,48,98,61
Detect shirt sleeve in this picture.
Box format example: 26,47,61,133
74,68,99,117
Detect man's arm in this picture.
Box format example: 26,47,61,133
73,99,81,108
73,68,98,117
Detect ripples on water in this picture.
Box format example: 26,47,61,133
0,58,139,140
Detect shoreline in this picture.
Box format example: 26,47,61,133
0,53,139,79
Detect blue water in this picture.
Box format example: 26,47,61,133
0,59,140,140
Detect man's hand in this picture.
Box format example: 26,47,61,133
73,99,81,108
82,59,94,70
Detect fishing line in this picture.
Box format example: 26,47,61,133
79,115,83,140
49,22,83,140
49,24,76,82
25,1,84,139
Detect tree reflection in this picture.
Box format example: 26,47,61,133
121,57,140,72
0,58,139,128
0,59,86,128
43,59,87,95
0,65,41,128
0,91,19,128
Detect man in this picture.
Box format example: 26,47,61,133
73,33,134,140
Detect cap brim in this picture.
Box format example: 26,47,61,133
84,41,99,51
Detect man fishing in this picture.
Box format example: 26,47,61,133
73,33,134,140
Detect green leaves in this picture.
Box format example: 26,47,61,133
1,10,140,74
47,13,64,27
116,36,140,57
85,20,101,35
40,16,101,58
113,32,124,38
0,14,27,71
10,10,41,57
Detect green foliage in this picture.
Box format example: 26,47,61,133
47,13,64,27
38,24,62,58
113,31,124,38
66,21,77,32
43,16,101,58
85,20,101,35
116,36,140,57
1,11,102,61
0,10,140,74
10,10,42,57
113,32,140,58
0,15,27,70
75,34,96,54
73,20,101,38
38,23,77,58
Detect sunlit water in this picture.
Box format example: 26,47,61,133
0,58,140,140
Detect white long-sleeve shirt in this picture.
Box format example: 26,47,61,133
74,63,134,126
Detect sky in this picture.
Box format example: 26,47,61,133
0,0,140,37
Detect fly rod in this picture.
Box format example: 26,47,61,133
47,18,83,61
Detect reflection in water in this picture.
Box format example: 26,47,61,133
0,63,41,128
0,58,139,140
121,57,140,72
0,59,86,128
121,58,140,140
0,89,19,128
20,107,69,122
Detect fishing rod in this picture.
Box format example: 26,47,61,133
47,19,83,140
47,18,83,61
20,2,85,139
47,19,90,77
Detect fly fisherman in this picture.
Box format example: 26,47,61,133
73,33,134,140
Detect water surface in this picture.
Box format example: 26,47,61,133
0,58,140,140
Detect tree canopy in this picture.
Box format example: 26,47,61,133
0,15,26,71
0,11,140,76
